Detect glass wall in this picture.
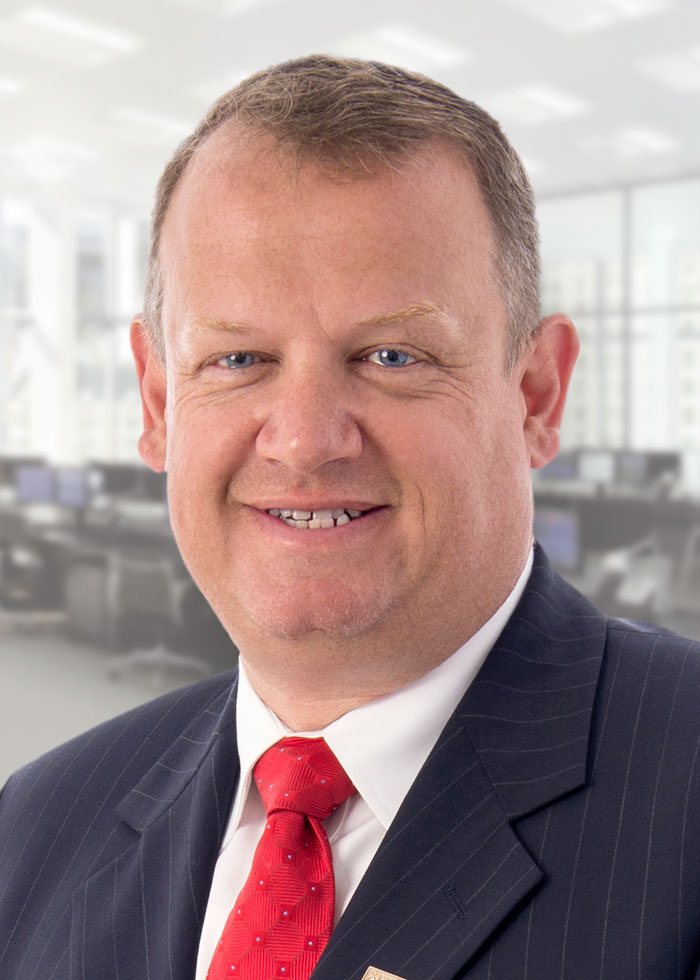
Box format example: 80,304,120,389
538,175,700,489
0,200,147,463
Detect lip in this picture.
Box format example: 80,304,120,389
246,503,389,542
247,500,384,513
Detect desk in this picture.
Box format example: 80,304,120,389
0,499,234,670
533,483,700,618
37,521,185,642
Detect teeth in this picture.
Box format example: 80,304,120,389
268,506,368,529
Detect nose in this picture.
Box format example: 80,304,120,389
255,365,363,473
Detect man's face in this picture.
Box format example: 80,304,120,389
136,136,559,668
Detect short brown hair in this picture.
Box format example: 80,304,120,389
144,55,540,369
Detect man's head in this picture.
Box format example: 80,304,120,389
144,55,540,372
131,56,578,727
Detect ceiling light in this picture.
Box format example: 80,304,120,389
21,7,138,50
639,45,700,92
335,24,468,70
486,84,590,125
0,77,23,95
583,127,680,157
159,0,287,12
224,0,289,11
500,0,671,33
0,6,142,67
374,25,468,67
12,138,97,160
114,107,193,139
7,139,98,182
614,127,679,155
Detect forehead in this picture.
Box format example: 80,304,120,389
166,127,491,239
158,128,503,329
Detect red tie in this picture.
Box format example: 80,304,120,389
207,737,356,980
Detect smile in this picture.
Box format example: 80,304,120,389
267,507,365,529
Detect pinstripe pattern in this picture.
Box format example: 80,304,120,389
2,546,700,979
1,674,239,980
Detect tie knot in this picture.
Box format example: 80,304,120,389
253,736,355,820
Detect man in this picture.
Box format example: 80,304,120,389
1,55,699,980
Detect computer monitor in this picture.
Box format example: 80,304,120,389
0,455,45,487
55,467,90,509
616,452,649,487
15,465,54,504
534,507,581,573
578,450,615,485
137,467,167,502
88,462,141,497
537,451,578,481
646,452,681,482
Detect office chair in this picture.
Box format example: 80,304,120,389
679,525,700,602
106,551,211,689
646,504,700,616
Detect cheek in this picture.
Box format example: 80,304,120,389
166,390,256,473
411,395,526,520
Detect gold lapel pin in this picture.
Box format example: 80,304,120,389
361,969,409,980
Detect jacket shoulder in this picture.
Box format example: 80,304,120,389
594,616,700,766
0,669,237,820
604,614,700,674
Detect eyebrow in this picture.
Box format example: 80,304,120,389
189,302,447,334
357,302,447,327
188,315,253,334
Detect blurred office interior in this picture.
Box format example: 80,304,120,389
1,0,700,781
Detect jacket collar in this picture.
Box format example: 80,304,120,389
114,673,239,833
459,543,607,819
72,674,240,980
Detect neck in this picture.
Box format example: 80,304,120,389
237,600,499,731
240,659,384,730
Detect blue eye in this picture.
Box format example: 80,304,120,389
369,349,414,367
220,352,257,369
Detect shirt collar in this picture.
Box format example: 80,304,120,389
232,548,533,833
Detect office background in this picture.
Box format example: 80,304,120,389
1,0,700,782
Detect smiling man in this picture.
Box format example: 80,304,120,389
133,119,564,731
2,56,700,980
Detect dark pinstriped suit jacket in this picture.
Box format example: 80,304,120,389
2,546,700,979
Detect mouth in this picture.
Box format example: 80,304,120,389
266,507,369,529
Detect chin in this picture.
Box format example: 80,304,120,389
229,581,393,643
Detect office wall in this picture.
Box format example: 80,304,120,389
1,0,700,776
2,0,699,475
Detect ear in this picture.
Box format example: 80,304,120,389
519,313,579,469
130,317,167,472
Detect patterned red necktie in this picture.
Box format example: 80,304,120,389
207,736,356,980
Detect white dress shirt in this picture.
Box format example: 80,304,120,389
195,549,533,978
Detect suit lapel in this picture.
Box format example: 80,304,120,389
315,548,607,980
312,717,542,980
459,548,607,820
70,675,240,980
